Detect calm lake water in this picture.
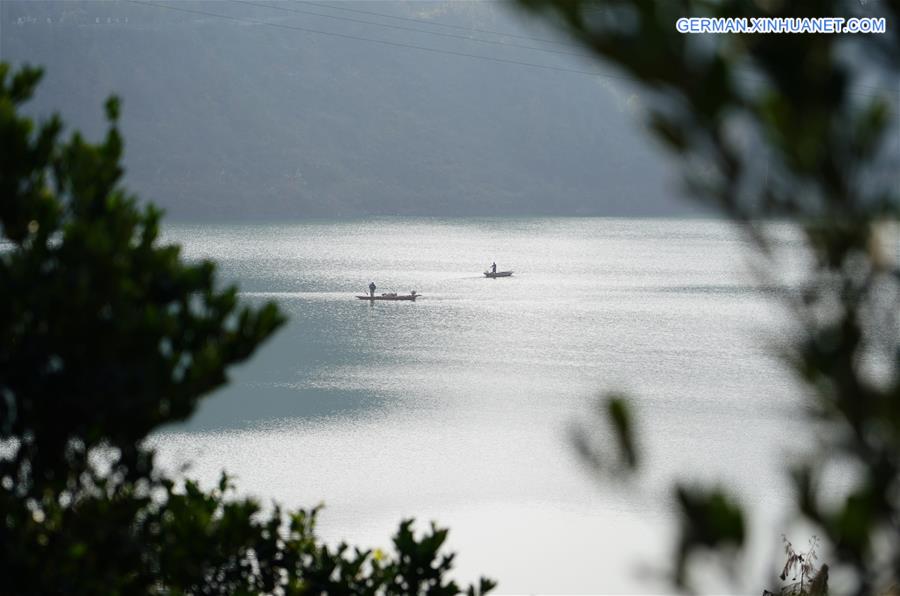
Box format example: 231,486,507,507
152,218,812,593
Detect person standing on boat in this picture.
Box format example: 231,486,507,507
491,262,497,274
369,281,376,297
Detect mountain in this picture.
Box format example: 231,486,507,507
1,0,696,219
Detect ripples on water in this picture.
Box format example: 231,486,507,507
153,218,811,593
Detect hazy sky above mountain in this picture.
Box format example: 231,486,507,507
2,0,700,219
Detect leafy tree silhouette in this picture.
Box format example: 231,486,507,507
0,63,494,596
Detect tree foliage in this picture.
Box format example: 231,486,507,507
0,63,494,595
514,0,900,593
775,535,825,596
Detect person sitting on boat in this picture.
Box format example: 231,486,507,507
491,262,497,274
368,281,376,297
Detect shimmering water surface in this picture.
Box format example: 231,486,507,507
153,218,810,593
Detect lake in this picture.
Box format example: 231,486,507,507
152,217,810,593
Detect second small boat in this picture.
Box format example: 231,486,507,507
484,271,513,278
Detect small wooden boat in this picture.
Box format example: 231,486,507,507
356,292,419,301
484,271,513,278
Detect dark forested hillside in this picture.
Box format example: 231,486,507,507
1,0,692,219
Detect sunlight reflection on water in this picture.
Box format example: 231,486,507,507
152,218,812,593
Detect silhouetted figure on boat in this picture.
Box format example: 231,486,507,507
368,282,376,297
484,265,512,278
